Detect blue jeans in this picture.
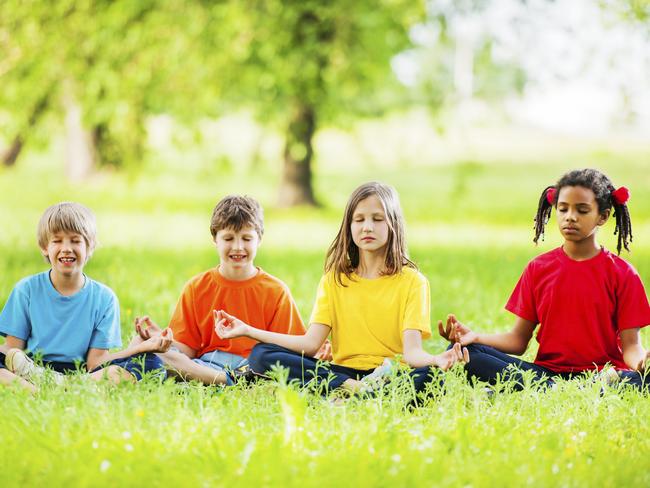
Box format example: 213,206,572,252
463,343,649,391
0,350,165,381
248,343,438,394
192,350,248,386
100,353,166,381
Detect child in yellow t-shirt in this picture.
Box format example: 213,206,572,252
215,182,468,393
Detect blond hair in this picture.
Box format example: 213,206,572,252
37,202,97,258
325,182,416,286
209,195,264,239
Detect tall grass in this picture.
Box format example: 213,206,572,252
1,153,650,486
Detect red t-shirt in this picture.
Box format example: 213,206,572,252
169,267,305,358
506,247,650,373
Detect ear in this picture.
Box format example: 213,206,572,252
597,208,611,226
40,247,50,263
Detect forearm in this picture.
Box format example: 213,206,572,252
86,342,152,372
403,348,442,368
245,328,321,357
475,331,529,355
170,340,196,358
623,343,647,371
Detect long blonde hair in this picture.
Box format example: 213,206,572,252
325,182,416,286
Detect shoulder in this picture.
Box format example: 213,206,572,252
11,271,49,296
321,271,337,286
397,267,428,286
529,247,562,266
14,272,44,289
255,269,293,296
601,248,641,278
85,277,118,303
521,248,563,277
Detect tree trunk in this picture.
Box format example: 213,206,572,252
1,137,23,167
63,81,95,181
278,102,318,207
2,92,50,167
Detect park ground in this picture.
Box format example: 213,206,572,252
1,140,650,487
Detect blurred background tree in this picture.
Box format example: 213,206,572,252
1,0,648,203
197,0,428,206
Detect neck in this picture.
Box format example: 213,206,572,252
219,263,258,281
50,270,85,296
562,237,601,261
355,250,386,279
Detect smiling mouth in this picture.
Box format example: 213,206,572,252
229,255,247,260
59,257,76,264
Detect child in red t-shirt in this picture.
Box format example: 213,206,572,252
440,168,650,390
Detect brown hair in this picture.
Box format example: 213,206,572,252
325,182,416,286
210,195,264,239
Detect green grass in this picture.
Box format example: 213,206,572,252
1,152,650,486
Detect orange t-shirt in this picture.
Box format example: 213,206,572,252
169,267,305,358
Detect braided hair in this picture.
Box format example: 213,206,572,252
533,169,633,254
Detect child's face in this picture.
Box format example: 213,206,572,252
556,185,609,244
41,231,89,278
214,225,260,272
350,195,389,254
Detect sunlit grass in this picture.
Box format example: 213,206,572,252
1,148,650,486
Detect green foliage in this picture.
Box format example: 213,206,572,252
0,0,219,167
210,0,425,126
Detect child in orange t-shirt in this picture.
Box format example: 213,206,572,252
134,195,306,385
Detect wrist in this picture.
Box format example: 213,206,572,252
242,324,254,339
430,353,443,369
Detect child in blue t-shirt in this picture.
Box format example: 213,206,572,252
0,202,172,392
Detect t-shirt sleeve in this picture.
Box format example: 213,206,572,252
168,282,202,351
505,262,539,324
616,265,650,330
403,272,431,339
0,285,31,340
268,287,306,335
89,290,122,350
309,275,331,327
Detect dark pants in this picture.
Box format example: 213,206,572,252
94,353,166,381
248,343,437,393
463,343,648,391
0,351,164,381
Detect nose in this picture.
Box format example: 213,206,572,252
565,209,578,222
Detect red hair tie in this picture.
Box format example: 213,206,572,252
546,187,557,205
612,186,630,205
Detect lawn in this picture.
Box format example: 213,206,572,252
1,151,650,487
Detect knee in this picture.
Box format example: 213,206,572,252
464,343,490,356
107,365,134,383
248,343,281,373
141,353,165,375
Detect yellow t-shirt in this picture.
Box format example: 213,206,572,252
309,267,431,370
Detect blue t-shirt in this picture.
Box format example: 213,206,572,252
0,271,122,362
